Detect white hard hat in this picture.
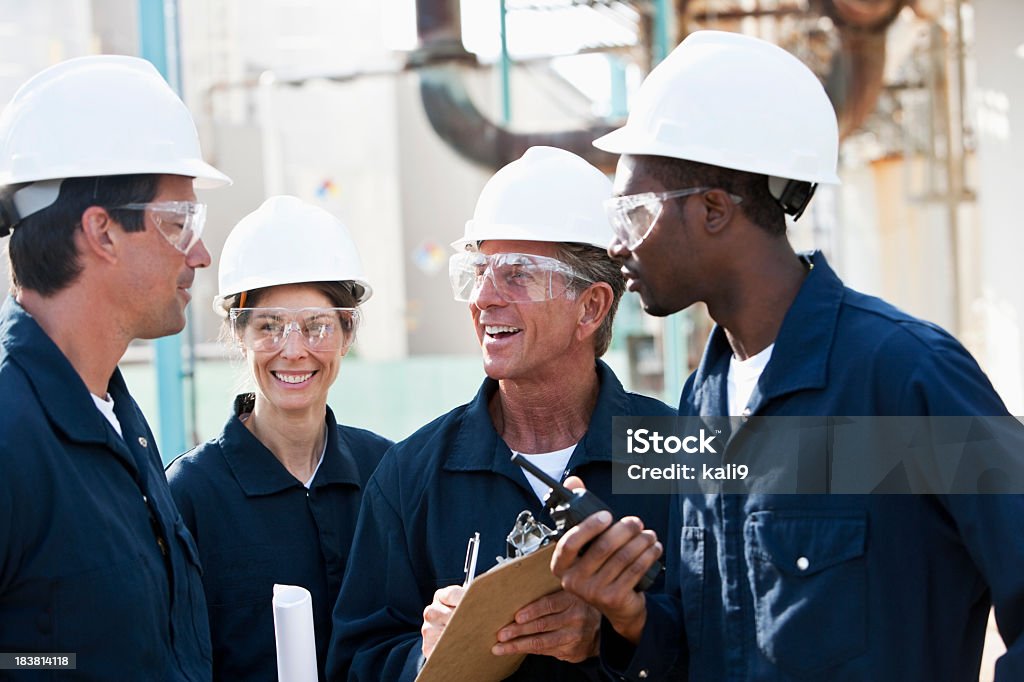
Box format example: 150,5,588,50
0,55,230,227
214,196,372,316
594,31,840,185
451,146,614,252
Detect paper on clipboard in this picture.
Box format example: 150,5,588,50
415,543,563,682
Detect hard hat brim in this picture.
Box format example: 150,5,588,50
593,128,841,186
188,160,233,189
212,278,373,317
452,221,613,252
593,126,839,186
0,158,232,189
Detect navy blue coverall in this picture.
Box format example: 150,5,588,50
166,397,390,681
0,297,212,680
328,360,675,681
603,252,1024,681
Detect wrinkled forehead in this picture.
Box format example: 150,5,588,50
478,239,562,259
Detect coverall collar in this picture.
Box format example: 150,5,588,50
444,359,632,486
1,297,135,456
689,250,844,415
219,394,362,496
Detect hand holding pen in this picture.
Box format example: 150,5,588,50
421,531,481,659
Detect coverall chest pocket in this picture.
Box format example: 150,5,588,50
744,511,867,676
53,554,155,653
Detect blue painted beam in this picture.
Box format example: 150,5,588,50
138,0,187,460
499,0,512,124
649,0,687,400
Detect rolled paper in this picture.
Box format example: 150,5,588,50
272,584,318,682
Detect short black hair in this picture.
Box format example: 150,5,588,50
641,155,787,236
5,174,161,296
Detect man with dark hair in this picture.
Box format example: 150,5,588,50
552,31,1024,680
328,147,674,681
4,175,159,294
0,55,229,679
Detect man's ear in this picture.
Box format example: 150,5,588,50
79,206,119,263
575,282,614,342
701,189,740,235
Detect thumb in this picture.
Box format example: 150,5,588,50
564,475,586,492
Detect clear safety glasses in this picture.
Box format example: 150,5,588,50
449,251,593,303
229,307,360,353
604,188,743,250
109,201,208,254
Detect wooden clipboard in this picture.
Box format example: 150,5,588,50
415,543,562,682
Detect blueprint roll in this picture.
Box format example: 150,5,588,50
272,584,318,682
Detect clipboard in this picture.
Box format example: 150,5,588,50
415,543,563,682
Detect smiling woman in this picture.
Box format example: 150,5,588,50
164,195,392,682
230,284,356,419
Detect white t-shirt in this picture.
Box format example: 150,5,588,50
91,392,123,438
304,438,329,489
727,343,774,416
516,445,576,502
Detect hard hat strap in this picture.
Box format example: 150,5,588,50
11,180,64,226
768,176,817,221
0,179,65,236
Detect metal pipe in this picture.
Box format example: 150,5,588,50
415,0,621,172
419,69,619,171
822,0,909,138
411,0,473,64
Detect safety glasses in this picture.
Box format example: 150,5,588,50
109,201,208,254
449,251,592,303
604,188,743,250
229,307,360,353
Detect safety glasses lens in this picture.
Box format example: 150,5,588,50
152,202,206,253
449,253,580,303
110,201,208,254
605,196,661,250
229,308,359,352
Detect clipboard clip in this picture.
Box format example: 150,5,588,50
503,510,557,560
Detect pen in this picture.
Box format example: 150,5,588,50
463,532,480,587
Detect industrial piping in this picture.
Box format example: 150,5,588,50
414,0,910,171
